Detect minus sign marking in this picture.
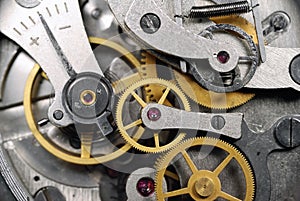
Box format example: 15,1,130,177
64,2,68,13
21,22,28,30
13,28,22,35
59,25,71,30
29,16,36,25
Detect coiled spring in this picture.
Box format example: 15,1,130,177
190,1,251,18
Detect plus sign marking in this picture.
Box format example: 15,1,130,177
30,37,40,46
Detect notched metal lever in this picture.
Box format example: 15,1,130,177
124,0,241,71
141,103,243,139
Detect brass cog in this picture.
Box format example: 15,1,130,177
116,78,190,153
140,51,157,79
155,137,255,201
24,37,142,165
174,15,256,109
140,52,167,104
174,70,255,109
140,52,178,105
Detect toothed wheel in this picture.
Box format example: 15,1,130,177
24,37,142,165
155,137,255,201
174,70,255,110
115,78,190,153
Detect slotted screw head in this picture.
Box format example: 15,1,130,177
140,13,161,34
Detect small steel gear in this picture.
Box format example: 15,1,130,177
115,78,190,153
210,15,258,44
175,16,256,109
155,137,255,201
24,37,142,165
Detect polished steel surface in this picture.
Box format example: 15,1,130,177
0,0,299,201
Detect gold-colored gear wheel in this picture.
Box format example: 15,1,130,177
174,70,255,109
174,15,256,109
24,37,142,165
139,52,170,104
155,137,255,201
116,77,190,153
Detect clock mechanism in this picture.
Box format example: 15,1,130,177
0,0,299,201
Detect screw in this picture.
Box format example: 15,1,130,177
271,14,289,32
53,110,64,120
140,13,161,34
275,117,300,148
91,8,101,19
147,107,161,121
211,115,226,130
290,55,300,85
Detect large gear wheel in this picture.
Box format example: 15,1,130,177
155,137,255,201
175,16,256,109
174,70,255,109
116,78,190,153
24,37,142,165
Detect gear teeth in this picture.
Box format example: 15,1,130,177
115,77,190,154
202,93,255,110
140,51,147,64
154,137,255,201
154,137,200,171
174,69,255,110
26,39,143,165
211,15,258,44
139,52,157,79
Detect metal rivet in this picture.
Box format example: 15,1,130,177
53,110,64,120
91,8,101,19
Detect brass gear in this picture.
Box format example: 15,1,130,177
140,51,157,79
24,37,142,165
155,137,255,201
139,52,168,104
116,78,190,153
174,70,255,109
174,15,256,109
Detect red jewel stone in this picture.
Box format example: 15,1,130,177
217,51,230,64
136,177,155,197
147,107,161,121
